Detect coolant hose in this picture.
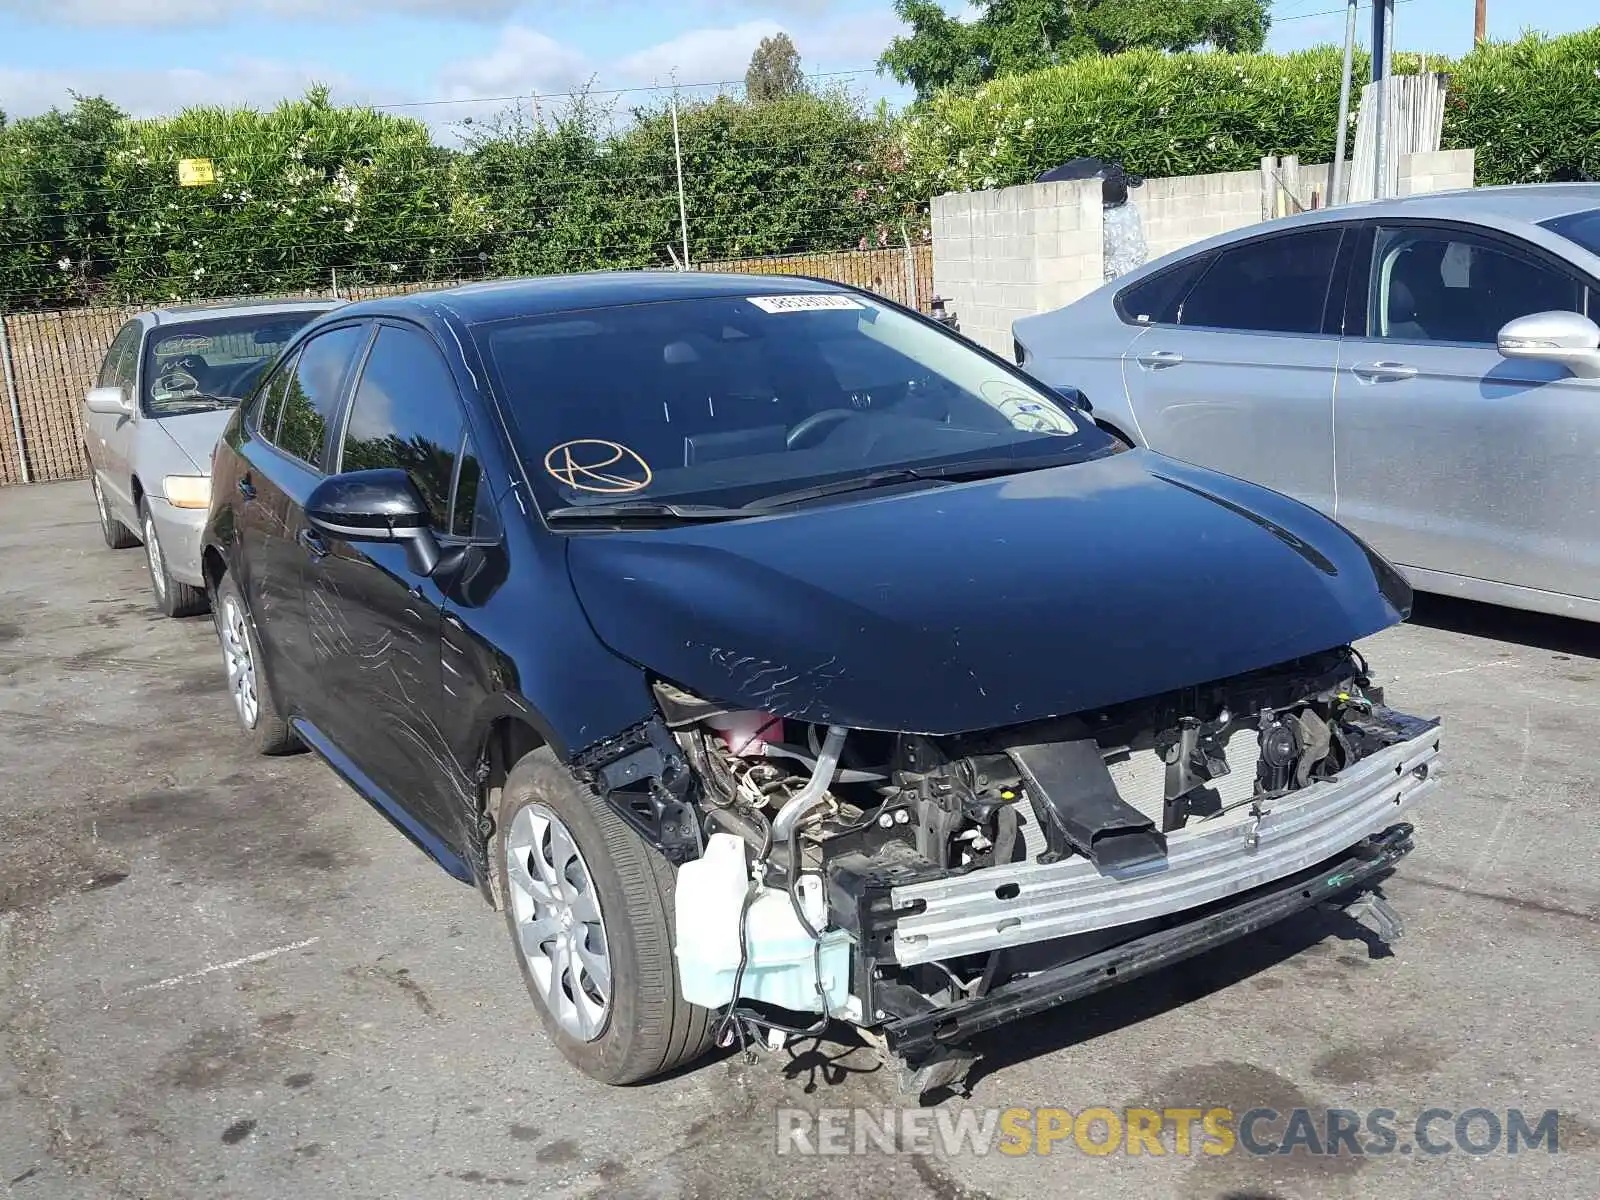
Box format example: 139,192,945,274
770,724,848,841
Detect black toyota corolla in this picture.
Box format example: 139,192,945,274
201,272,1441,1092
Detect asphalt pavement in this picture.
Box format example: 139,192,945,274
1,479,1597,1200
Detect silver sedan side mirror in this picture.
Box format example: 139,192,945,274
85,385,134,416
1496,310,1600,379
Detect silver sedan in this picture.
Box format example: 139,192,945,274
83,298,341,615
1013,184,1600,622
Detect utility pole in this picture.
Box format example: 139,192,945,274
670,86,692,272
1475,0,1486,44
1371,0,1396,199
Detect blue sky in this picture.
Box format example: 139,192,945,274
0,0,1592,137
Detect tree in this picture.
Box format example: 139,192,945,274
880,0,1272,98
745,33,806,103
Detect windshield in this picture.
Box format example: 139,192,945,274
141,312,323,417
1542,207,1600,259
476,291,1106,516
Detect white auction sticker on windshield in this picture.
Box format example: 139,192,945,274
747,294,864,314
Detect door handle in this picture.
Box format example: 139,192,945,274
237,475,256,501
1136,350,1185,369
296,528,329,559
1351,360,1418,383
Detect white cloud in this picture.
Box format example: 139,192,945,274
0,58,365,119
0,10,913,134
0,0,515,24
614,21,783,88
435,26,594,100
435,20,786,102
796,9,907,68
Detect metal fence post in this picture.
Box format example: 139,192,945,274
901,223,919,310
0,310,30,485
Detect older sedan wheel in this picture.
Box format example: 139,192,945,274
91,472,138,550
141,502,208,618
496,747,713,1084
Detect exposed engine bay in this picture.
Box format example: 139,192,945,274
572,644,1440,1092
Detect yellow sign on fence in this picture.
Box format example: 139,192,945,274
177,158,215,187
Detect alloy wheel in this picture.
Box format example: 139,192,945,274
144,513,167,599
218,595,259,728
504,804,613,1042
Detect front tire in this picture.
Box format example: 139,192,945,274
92,471,138,549
213,573,298,755
141,502,208,618
496,748,713,1084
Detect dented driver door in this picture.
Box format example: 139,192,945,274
300,323,471,859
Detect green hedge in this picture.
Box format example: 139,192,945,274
899,30,1600,196
460,89,908,279
102,86,471,300
0,96,125,307
1445,29,1600,185
0,29,1595,310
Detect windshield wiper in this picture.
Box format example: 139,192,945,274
544,500,754,525
157,393,240,412
748,454,1083,512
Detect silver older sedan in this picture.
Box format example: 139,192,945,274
1013,184,1600,622
83,298,341,615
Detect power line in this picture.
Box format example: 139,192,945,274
367,67,883,112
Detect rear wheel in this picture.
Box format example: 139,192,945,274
213,573,298,755
92,471,138,549
141,502,208,618
496,748,713,1084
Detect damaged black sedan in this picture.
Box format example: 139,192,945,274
199,272,1439,1093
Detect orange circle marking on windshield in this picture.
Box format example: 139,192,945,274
544,439,653,494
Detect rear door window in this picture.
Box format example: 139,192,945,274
276,325,368,470
1116,255,1213,326
1177,228,1344,334
250,350,300,444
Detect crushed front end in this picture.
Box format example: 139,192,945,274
579,645,1440,1093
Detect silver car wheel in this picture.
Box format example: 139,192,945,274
219,594,259,728
92,474,110,532
505,803,612,1042
143,512,167,599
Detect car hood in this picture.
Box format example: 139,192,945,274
564,451,1410,735
154,408,235,475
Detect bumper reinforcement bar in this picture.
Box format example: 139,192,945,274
883,822,1414,1064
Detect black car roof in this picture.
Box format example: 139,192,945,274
328,270,847,326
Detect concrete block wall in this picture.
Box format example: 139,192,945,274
930,179,1101,357
931,150,1477,348
1398,149,1476,197
1131,169,1264,263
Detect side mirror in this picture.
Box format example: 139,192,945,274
86,385,133,417
1053,383,1092,414
1497,311,1600,380
304,468,441,577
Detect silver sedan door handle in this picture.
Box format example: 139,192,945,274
1136,350,1185,370
1351,360,1418,383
